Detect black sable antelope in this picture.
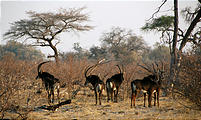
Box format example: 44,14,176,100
106,65,124,103
36,61,60,104
84,62,105,105
131,62,164,108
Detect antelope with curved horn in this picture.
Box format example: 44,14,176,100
36,61,60,104
84,60,105,105
131,62,164,108
106,65,124,103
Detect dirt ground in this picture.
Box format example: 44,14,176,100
3,90,201,120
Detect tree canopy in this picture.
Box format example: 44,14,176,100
141,16,174,32
99,27,149,63
4,7,93,62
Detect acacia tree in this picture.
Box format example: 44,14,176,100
4,7,93,62
141,1,201,85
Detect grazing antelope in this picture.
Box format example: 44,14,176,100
84,61,105,105
106,65,124,103
131,62,164,108
36,61,60,104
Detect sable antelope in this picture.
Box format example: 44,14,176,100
36,61,60,104
131,62,164,108
84,61,105,105
106,65,124,103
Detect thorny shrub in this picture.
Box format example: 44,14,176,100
0,55,38,119
175,54,201,108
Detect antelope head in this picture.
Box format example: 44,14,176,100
152,61,165,83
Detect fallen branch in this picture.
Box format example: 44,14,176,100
38,99,71,111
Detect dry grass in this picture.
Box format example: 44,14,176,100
3,89,201,120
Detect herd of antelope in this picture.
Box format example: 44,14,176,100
36,59,165,108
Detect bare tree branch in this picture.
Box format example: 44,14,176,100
179,7,201,51
148,0,167,21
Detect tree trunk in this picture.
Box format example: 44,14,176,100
169,0,178,86
175,6,201,86
48,41,59,63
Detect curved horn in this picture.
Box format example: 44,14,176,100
84,59,106,78
84,65,94,78
137,63,155,74
37,61,51,74
116,65,122,74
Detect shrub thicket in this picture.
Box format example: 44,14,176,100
176,54,201,108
